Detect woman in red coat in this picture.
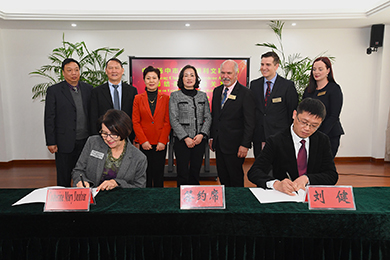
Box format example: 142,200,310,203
132,66,171,187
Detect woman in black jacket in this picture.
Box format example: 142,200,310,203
303,57,344,157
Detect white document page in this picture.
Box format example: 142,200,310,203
249,187,306,204
12,186,99,206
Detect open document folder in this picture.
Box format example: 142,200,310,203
249,187,306,203
12,186,99,206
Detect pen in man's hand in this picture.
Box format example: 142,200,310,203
285,172,299,195
80,174,87,188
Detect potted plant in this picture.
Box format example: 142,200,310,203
31,34,126,102
256,21,334,100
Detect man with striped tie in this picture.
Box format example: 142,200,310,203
89,58,137,141
249,51,298,158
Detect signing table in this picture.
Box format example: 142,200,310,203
1,187,390,259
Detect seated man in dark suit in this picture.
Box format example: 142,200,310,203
89,58,138,140
248,98,338,195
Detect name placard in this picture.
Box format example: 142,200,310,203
44,188,92,212
308,186,355,210
180,185,225,210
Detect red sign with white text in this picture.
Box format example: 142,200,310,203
129,57,249,104
308,186,355,210
180,185,225,209
44,188,92,212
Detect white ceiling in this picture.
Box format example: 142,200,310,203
0,0,390,30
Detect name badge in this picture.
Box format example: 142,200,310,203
272,97,282,103
90,150,104,159
318,91,326,96
228,94,236,100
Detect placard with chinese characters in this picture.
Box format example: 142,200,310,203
180,185,225,210
308,186,355,210
44,188,92,212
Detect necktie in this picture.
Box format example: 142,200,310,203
297,139,307,176
112,85,120,110
221,88,228,108
264,81,271,107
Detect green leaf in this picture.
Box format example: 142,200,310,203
255,42,278,50
255,20,335,101
30,34,126,101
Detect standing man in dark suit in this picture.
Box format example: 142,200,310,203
209,60,255,187
44,58,93,187
89,58,138,140
248,98,338,195
250,51,298,157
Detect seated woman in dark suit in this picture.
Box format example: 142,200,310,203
72,109,147,190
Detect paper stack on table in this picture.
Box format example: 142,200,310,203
12,186,99,206
249,188,306,204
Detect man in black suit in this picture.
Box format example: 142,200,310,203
250,51,298,157
44,58,93,187
248,98,338,195
209,60,255,187
89,58,138,139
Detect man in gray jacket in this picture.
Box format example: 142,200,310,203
44,58,92,187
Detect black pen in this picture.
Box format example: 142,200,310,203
80,174,87,188
286,172,299,195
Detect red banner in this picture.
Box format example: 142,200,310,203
129,57,249,103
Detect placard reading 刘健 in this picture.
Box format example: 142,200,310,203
308,186,355,210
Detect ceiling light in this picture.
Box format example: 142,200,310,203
291,23,297,26
71,23,77,27
185,23,190,27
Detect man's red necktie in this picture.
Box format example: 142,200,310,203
264,81,271,107
297,139,307,176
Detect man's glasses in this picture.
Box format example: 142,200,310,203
296,115,320,130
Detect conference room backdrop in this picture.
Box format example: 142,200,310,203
0,26,389,162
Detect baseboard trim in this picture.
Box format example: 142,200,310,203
0,157,387,168
334,157,385,163
0,160,56,168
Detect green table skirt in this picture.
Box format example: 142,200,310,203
1,187,389,259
